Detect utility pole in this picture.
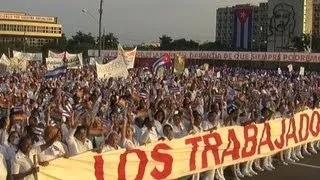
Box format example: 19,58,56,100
310,32,313,53
102,27,105,50
98,0,103,57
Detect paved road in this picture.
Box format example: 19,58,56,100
234,153,320,180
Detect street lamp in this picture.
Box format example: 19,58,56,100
82,0,103,57
82,9,98,23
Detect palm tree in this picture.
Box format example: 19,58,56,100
101,33,119,50
291,34,311,52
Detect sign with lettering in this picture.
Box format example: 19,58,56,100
39,109,320,180
46,58,63,71
88,50,320,62
0,13,56,23
96,55,128,79
13,50,42,61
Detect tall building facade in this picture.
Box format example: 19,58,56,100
216,7,233,47
0,11,62,48
216,3,269,51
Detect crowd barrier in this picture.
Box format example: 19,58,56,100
38,108,320,180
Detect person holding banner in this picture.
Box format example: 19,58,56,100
37,126,68,166
67,112,93,156
99,131,121,152
0,145,7,180
121,111,139,150
160,123,174,141
140,117,159,145
11,128,60,180
202,111,222,180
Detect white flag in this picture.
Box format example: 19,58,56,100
217,71,221,78
299,67,305,76
278,67,282,75
287,64,293,72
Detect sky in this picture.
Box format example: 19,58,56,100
1,0,266,45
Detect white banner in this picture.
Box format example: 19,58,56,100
46,58,64,71
66,54,81,69
0,54,10,66
38,109,320,180
96,55,128,79
118,45,137,69
48,51,83,68
48,50,65,59
9,57,28,71
88,50,320,62
13,50,42,61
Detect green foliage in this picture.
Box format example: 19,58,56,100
159,35,173,50
101,33,119,50
66,31,96,55
1,32,320,58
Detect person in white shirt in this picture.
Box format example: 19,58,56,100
230,111,246,180
67,125,93,156
121,116,139,150
171,114,188,139
100,131,121,152
202,111,221,180
140,117,159,145
159,123,174,141
5,131,20,180
0,117,10,146
38,126,68,166
133,117,144,144
0,145,7,180
202,112,219,132
154,110,166,137
11,130,59,180
189,111,202,180
190,111,203,134
274,104,295,165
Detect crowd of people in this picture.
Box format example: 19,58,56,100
0,62,320,180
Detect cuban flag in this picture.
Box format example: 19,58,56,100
152,54,171,73
232,8,253,49
45,66,67,79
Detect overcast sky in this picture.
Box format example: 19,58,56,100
1,0,266,45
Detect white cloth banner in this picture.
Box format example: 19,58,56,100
48,50,65,59
13,50,42,61
46,58,64,71
66,54,81,69
118,44,137,69
96,55,128,79
89,50,320,62
48,51,83,68
0,54,10,66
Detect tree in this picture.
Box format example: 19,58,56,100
66,31,96,56
292,34,311,52
101,33,119,50
159,35,173,50
312,36,320,53
171,38,199,50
